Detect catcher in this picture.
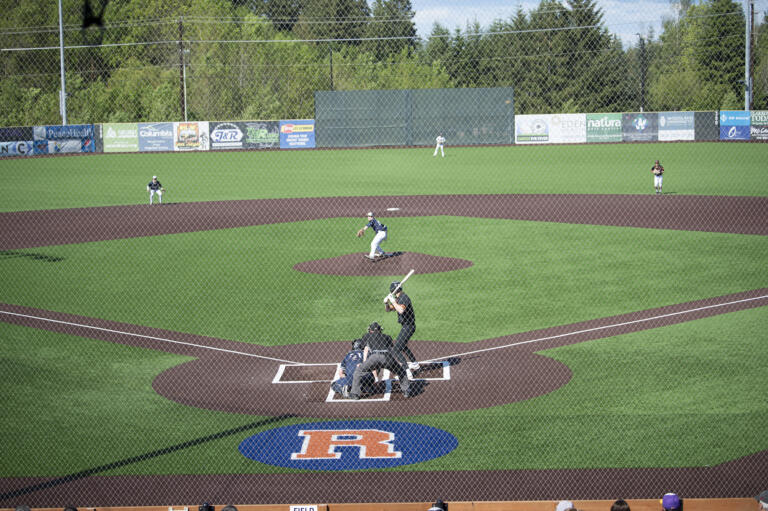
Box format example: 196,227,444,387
651,159,664,195
356,211,388,260
147,175,165,205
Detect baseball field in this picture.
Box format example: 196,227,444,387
1,141,767,506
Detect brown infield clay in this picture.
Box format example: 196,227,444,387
1,193,767,505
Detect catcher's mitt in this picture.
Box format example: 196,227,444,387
356,228,365,238
160,188,165,192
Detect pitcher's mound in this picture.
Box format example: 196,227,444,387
294,252,473,276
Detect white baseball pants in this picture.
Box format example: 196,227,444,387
369,230,387,258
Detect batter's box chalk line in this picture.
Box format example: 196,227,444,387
271,361,451,402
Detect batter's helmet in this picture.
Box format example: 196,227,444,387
352,338,364,351
390,281,402,293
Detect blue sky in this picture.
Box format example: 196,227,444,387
410,0,768,47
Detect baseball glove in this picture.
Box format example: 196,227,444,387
161,188,165,192
356,228,365,238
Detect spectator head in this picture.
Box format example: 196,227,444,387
756,490,768,510
611,499,630,511
661,493,681,510
555,501,575,511
427,499,446,511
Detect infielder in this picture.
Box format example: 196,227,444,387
384,280,419,371
434,133,445,157
147,175,164,205
651,160,664,195
348,322,413,399
356,212,388,260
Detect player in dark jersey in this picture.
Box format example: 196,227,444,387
348,322,413,399
357,212,388,260
385,280,419,372
147,175,164,205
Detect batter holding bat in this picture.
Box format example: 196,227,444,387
384,276,419,372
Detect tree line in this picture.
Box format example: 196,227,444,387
0,0,765,126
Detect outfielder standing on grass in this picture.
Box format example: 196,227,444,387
356,212,388,260
147,175,164,205
434,133,445,157
384,280,419,372
651,159,664,195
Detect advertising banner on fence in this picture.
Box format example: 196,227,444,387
138,122,174,152
694,111,719,140
279,120,315,148
32,124,96,154
244,121,280,149
658,111,694,141
622,113,658,142
719,110,750,141
750,110,768,141
208,121,281,150
0,126,33,142
515,114,586,144
102,123,139,152
586,113,622,142
174,121,210,151
0,141,34,156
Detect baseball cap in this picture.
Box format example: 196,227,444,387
661,493,680,510
368,322,382,331
555,501,574,511
757,490,768,507
152,175,157,179
366,211,373,217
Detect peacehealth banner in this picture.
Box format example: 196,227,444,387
32,124,96,154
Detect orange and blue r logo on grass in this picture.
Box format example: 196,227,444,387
239,420,457,470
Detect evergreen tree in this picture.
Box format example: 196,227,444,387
364,0,417,61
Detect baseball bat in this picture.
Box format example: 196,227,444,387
383,269,415,303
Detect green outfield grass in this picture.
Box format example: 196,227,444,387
0,142,767,212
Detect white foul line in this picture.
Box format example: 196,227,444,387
419,294,768,364
2,294,766,368
0,309,303,365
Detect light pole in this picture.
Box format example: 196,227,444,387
636,33,647,112
57,0,68,124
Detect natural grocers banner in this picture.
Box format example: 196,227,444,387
102,123,138,152
586,113,622,142
751,111,768,141
515,114,586,144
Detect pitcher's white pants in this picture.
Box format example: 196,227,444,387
369,230,387,258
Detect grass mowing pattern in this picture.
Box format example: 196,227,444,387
1,142,767,212
1,217,765,344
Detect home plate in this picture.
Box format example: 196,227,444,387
386,207,400,211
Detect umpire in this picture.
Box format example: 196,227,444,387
348,322,413,399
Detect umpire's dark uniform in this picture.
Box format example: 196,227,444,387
349,322,412,398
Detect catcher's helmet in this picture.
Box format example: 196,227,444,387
390,281,402,293
368,322,382,332
352,338,364,351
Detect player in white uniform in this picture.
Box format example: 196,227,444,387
433,133,445,157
